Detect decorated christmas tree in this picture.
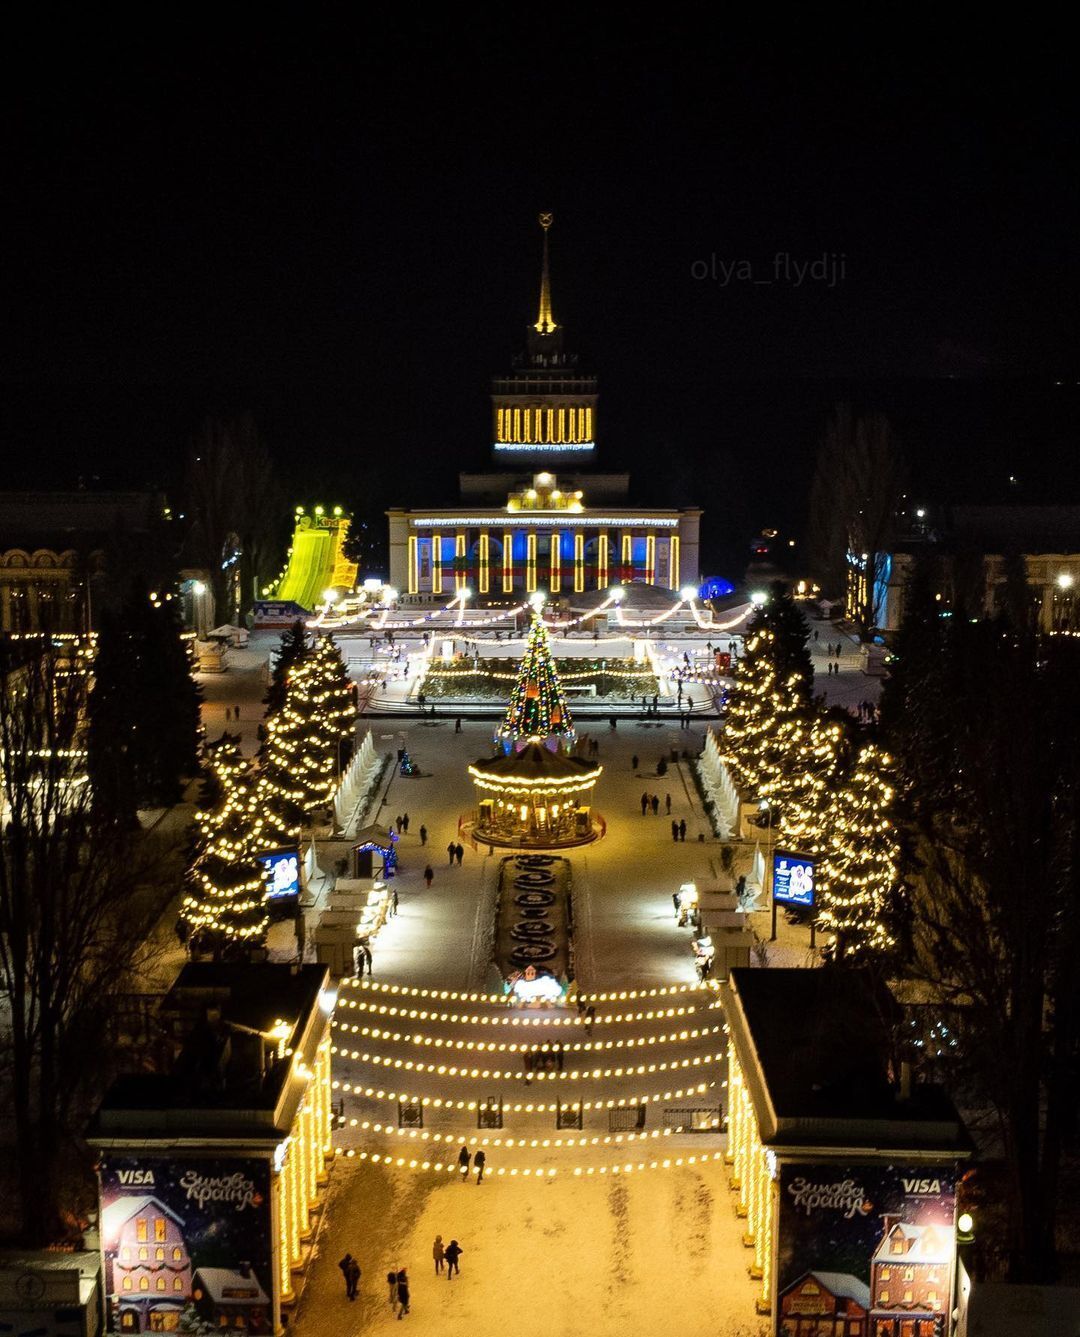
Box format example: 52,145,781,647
772,713,849,855
496,610,575,752
310,634,357,768
182,739,269,950
817,741,898,959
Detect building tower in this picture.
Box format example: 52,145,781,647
490,213,598,469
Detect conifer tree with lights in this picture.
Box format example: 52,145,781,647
722,583,813,802
182,738,269,953
310,634,357,768
264,619,308,720
773,712,850,856
496,609,576,752
817,741,898,960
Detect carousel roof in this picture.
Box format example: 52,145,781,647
469,742,602,787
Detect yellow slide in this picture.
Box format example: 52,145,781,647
271,513,357,613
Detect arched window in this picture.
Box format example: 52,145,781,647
122,1277,133,1292
139,1276,149,1291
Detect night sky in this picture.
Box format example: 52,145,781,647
3,17,1079,574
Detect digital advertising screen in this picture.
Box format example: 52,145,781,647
772,852,815,908
257,849,300,900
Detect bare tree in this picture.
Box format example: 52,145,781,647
807,404,906,637
0,641,181,1242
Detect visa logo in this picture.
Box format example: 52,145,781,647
117,1169,156,1186
902,1178,942,1195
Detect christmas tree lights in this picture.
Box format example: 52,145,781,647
182,739,270,947
816,741,898,959
496,610,576,752
773,715,848,855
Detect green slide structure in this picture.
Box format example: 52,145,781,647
257,512,357,622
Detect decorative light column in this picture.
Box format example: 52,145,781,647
479,532,490,594
503,530,514,593
622,532,633,582
455,532,467,592
645,532,656,584
526,533,537,592
574,532,585,592
407,535,419,595
669,535,680,590
550,532,561,592
432,532,443,595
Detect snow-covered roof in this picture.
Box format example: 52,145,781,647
874,1221,951,1264
102,1195,185,1243
194,1267,269,1307
805,1271,871,1311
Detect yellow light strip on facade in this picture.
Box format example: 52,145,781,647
646,533,656,584
455,533,466,592
467,765,602,792
526,533,537,592
407,536,418,596
728,1046,774,1313
669,535,680,591
574,533,585,593
550,532,561,592
598,530,608,589
479,532,490,594
431,533,442,595
503,531,514,593
622,532,632,577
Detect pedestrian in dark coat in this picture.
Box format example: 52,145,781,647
651,795,659,816
678,818,687,842
396,1268,410,1318
395,815,403,834
671,819,679,842
665,793,672,814
458,1144,471,1180
455,842,464,865
339,1253,359,1300
433,1235,445,1274
419,824,427,845
640,792,648,816
631,754,639,771
474,1149,487,1183
423,865,433,888
445,1240,463,1279
402,813,410,833
387,1271,398,1306
447,842,456,865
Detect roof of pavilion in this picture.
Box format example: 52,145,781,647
469,741,601,785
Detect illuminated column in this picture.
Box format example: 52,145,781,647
497,407,504,442
407,536,419,595
598,529,609,589
545,407,554,443
431,533,442,595
645,533,656,584
550,532,561,592
574,533,585,593
513,408,522,441
621,532,633,583
503,531,514,594
669,536,680,591
758,1177,774,1314
304,1099,318,1205
455,532,467,592
526,533,537,592
277,1170,294,1300
479,532,490,594
291,1135,306,1246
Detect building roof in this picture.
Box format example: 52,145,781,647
470,741,602,785
797,1271,871,1311
193,1267,269,1307
722,969,971,1153
102,1195,185,1243
90,963,331,1145
874,1221,952,1265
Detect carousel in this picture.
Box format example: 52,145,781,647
467,608,603,847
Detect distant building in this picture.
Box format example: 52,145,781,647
387,216,702,602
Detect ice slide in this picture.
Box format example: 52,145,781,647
269,513,357,614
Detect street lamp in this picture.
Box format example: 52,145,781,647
1057,572,1074,590
680,585,698,602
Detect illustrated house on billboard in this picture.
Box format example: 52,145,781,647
101,1194,192,1332
869,1218,952,1337
780,1271,870,1336
191,1266,270,1333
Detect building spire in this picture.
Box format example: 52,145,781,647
534,212,557,335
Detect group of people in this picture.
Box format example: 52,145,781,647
340,1237,465,1320
456,1143,486,1183
822,642,845,677
446,841,465,866
670,818,689,842
640,791,666,816
522,1043,565,1082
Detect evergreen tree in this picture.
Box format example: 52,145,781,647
817,741,898,959
310,634,357,769
182,739,269,951
264,620,308,719
774,713,850,856
496,611,575,751
722,583,812,801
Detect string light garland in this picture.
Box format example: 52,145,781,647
333,1049,725,1081
346,1121,690,1149
340,978,717,1005
496,609,576,751
334,1148,728,1178
334,996,720,1025
332,1079,715,1112
332,1022,725,1053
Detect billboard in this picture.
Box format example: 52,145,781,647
100,1156,273,1335
773,852,815,908
258,848,300,900
776,1162,956,1337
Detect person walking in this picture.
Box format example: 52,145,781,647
474,1149,486,1183
395,815,403,834
671,819,679,843
396,1268,410,1318
402,813,410,833
640,792,648,816
665,793,672,814
419,824,427,846
423,865,434,888
363,942,373,975
387,1270,398,1307
339,1253,359,1301
678,818,687,842
433,1235,445,1275
631,753,639,772
447,841,456,866
391,887,399,915
650,794,659,816
455,717,462,733
455,843,464,865
458,1145,471,1181
444,1240,463,1280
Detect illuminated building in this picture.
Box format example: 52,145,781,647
387,215,702,601
721,969,970,1328
90,965,335,1335
468,742,602,847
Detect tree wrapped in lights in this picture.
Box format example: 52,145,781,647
496,610,576,752
182,739,269,951
772,713,850,855
722,585,812,802
261,636,356,839
817,741,898,959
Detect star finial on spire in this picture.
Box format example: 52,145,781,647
534,212,557,335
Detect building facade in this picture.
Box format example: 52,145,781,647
387,216,702,602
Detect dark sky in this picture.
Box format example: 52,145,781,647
3,16,1079,574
